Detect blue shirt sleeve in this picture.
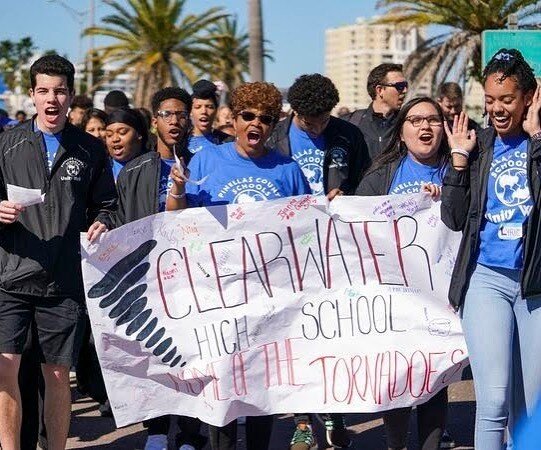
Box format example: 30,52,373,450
186,151,203,207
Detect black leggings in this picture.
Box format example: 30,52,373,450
383,387,448,450
208,415,274,450
143,415,206,449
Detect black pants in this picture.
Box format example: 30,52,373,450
208,415,274,450
143,415,206,449
383,387,448,450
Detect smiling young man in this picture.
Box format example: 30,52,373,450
346,63,408,160
0,54,116,450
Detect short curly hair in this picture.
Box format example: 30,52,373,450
287,74,339,116
230,82,282,122
151,87,192,115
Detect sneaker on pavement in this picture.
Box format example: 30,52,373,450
144,434,168,450
324,415,351,448
440,430,456,449
290,422,317,450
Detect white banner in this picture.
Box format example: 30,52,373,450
81,194,467,427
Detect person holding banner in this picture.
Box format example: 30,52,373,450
115,87,206,450
356,97,452,450
170,81,310,450
441,49,541,450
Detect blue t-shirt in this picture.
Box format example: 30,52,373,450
388,154,444,195
34,121,61,171
186,142,311,207
111,159,127,182
478,134,532,269
187,134,219,156
158,158,176,212
289,121,325,196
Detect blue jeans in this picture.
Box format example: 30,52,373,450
462,264,541,450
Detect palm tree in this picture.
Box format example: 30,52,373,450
84,0,228,108
376,0,541,94
202,16,273,91
248,0,265,81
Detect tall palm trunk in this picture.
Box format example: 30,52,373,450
248,0,264,81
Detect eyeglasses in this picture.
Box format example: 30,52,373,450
380,81,409,92
405,115,443,127
157,110,189,123
238,111,276,125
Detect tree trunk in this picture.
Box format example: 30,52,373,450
248,0,264,81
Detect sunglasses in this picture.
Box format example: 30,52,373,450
380,81,409,92
238,111,276,125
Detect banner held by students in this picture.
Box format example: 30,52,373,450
81,193,467,427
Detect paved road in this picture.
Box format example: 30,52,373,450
66,381,475,449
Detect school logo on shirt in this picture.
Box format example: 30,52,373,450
60,157,85,182
217,176,281,203
495,167,529,207
292,148,324,195
328,147,347,169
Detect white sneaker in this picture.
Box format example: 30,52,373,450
144,434,168,450
178,445,196,450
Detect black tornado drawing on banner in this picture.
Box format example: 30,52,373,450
87,240,186,368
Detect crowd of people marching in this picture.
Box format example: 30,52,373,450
0,48,540,450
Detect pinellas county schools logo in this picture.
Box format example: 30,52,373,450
495,167,529,207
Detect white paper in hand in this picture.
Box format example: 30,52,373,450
7,184,45,207
174,149,208,185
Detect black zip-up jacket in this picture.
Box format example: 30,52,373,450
345,103,398,161
115,152,163,225
441,127,541,309
267,114,370,194
355,158,402,196
0,120,117,298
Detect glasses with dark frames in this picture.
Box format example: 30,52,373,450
157,110,189,123
404,115,443,127
238,111,276,125
380,81,409,92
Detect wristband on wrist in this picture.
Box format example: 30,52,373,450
168,191,186,199
451,148,470,158
531,131,541,142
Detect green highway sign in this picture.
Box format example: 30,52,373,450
482,30,541,77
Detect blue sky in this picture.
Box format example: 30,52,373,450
0,0,381,88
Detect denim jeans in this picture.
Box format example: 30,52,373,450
462,263,541,450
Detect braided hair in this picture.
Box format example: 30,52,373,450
483,48,537,93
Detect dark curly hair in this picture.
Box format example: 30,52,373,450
230,82,282,122
151,87,192,115
483,48,536,93
287,74,339,116
367,97,449,176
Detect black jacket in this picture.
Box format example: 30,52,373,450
355,159,402,196
0,120,117,298
441,127,541,309
116,152,163,225
267,114,369,194
346,104,398,161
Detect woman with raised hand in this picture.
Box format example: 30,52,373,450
441,48,541,449
356,97,455,450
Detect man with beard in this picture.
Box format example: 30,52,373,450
345,63,408,160
115,87,205,450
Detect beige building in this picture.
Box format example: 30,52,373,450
325,17,424,110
